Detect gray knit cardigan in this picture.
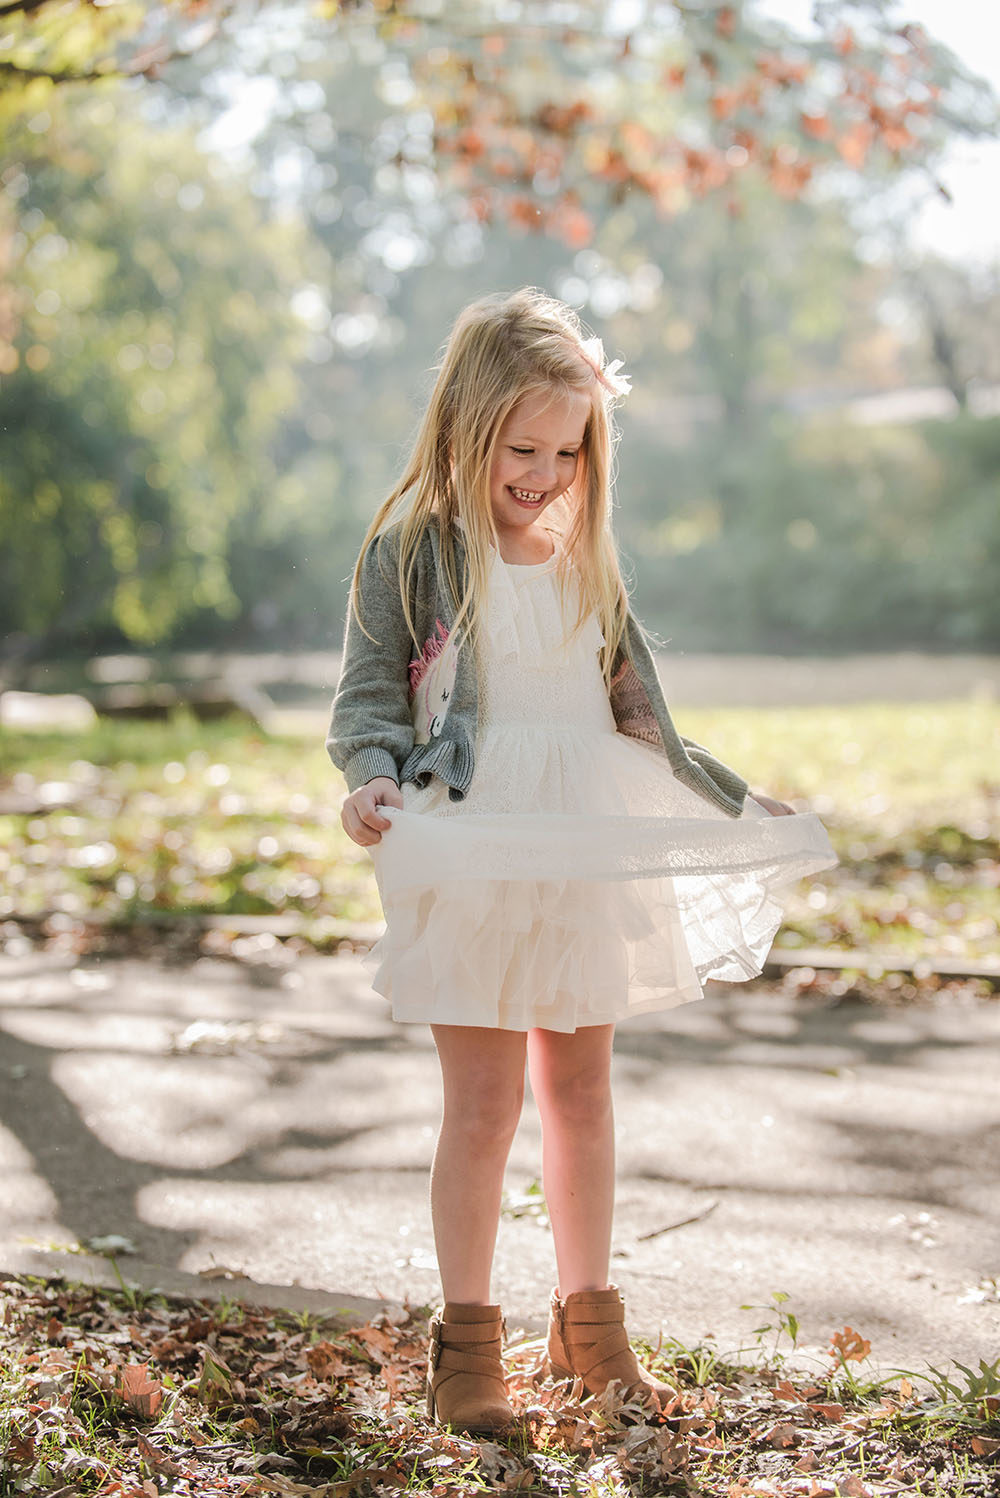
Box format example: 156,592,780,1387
327,517,749,817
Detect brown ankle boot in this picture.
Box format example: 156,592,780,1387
426,1302,513,1433
545,1285,676,1408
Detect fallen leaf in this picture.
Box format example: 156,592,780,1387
765,1420,799,1448
135,1432,184,1476
196,1342,233,1405
117,1363,163,1419
306,1339,352,1380
972,1435,1000,1455
828,1326,871,1363
837,1478,872,1497
795,1450,818,1471
352,1323,397,1361
4,1429,34,1466
811,1402,846,1421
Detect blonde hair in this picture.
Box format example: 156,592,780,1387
350,286,633,685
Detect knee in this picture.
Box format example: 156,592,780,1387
443,1075,524,1150
540,1062,613,1129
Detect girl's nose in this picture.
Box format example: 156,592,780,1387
528,459,558,488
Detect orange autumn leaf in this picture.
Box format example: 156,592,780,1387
811,1401,846,1421
829,1325,872,1363
117,1363,163,1420
801,111,832,139
972,1435,1000,1456
836,123,873,167
881,122,916,151
711,88,742,119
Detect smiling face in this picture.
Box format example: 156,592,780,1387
489,386,592,546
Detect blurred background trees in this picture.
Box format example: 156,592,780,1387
2,0,998,661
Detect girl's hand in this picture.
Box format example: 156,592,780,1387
341,776,404,846
749,791,796,817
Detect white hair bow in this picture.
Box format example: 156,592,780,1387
578,335,633,399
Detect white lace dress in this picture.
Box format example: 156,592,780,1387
366,535,837,1032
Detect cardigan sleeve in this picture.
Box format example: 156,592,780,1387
326,530,415,793
678,736,749,812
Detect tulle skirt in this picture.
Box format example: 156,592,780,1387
365,720,837,1033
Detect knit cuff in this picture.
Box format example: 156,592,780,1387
344,745,400,793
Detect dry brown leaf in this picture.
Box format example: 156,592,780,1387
134,1431,184,1476
972,1434,1000,1455
352,1323,397,1361
837,1478,872,1497
4,1430,34,1467
117,1363,163,1420
828,1326,871,1363
306,1339,352,1380
795,1450,819,1471
811,1401,846,1421
765,1420,800,1448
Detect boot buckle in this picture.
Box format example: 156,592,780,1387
428,1313,444,1370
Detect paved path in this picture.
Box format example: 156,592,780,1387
1,950,998,1381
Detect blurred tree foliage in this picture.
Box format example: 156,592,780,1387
4,0,991,234
0,89,308,658
623,409,1000,650
1,2,998,660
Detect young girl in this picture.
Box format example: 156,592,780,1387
327,288,836,1434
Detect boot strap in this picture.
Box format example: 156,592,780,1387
433,1320,504,1344
433,1345,506,1385
562,1301,625,1326
566,1324,634,1382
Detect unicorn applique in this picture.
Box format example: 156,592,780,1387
408,619,458,745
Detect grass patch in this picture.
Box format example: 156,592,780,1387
0,703,997,974
1,1274,998,1496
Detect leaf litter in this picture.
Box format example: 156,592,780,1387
1,1275,998,1496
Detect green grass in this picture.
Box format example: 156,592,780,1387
1,702,997,968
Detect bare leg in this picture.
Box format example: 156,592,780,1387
429,1024,527,1304
527,1024,616,1295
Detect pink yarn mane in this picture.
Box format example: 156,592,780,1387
408,619,450,693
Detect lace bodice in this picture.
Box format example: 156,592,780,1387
476,543,615,736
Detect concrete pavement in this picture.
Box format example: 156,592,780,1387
1,949,998,1380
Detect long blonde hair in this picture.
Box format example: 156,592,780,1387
350,286,633,685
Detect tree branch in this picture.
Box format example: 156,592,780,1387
0,0,53,17
0,58,121,84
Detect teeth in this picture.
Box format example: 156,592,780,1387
511,487,545,501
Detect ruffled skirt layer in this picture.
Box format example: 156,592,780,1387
366,721,837,1033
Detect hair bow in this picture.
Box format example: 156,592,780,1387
577,335,633,399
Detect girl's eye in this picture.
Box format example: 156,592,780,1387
510,448,579,458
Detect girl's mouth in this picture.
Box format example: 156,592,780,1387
508,486,546,507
